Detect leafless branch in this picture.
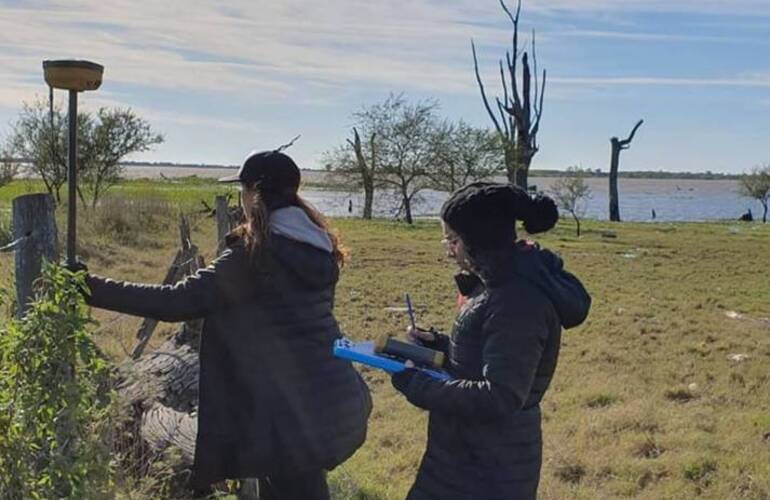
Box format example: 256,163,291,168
496,98,511,137
522,52,531,130
499,59,510,110
499,0,520,25
532,29,539,116
531,69,546,142
472,39,504,136
619,119,644,148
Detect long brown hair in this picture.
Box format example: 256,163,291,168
228,187,348,268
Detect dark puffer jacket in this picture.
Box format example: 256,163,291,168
85,235,372,488
392,244,590,500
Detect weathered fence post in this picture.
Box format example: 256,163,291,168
215,195,231,255
131,214,200,359
12,193,58,317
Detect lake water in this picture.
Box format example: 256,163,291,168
123,166,761,222
301,177,761,223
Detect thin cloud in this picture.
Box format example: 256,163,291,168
556,29,770,44
0,0,497,103
525,0,770,15
2,0,766,106
550,76,770,88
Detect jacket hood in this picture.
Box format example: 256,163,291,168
270,206,333,253
513,242,591,329
268,207,338,290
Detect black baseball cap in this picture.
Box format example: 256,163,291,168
218,150,301,192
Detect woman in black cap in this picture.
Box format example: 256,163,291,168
391,182,591,500
77,150,372,499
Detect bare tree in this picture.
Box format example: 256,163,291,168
7,99,71,202
608,119,643,222
349,128,377,219
323,128,377,219
376,97,441,224
472,0,546,190
80,107,164,207
325,94,439,223
6,100,163,207
551,166,592,237
429,121,504,192
739,164,770,223
0,150,19,187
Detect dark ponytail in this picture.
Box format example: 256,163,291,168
518,191,559,235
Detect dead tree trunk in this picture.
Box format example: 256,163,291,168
403,192,414,225
609,119,643,222
570,210,581,238
472,0,545,191
348,127,376,219
10,193,58,317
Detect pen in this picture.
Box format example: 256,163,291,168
405,293,417,330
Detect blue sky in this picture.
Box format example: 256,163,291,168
0,0,768,174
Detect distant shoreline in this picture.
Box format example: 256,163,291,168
120,162,743,181
3,158,744,181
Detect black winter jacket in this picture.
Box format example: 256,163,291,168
86,235,372,488
392,243,590,500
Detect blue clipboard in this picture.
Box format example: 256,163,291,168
333,338,451,381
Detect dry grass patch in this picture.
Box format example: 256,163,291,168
1,183,769,498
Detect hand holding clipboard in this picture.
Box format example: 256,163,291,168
332,293,450,381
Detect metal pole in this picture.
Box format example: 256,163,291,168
67,90,77,266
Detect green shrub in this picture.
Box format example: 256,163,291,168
0,262,114,499
585,393,618,409
683,458,717,483
0,212,13,246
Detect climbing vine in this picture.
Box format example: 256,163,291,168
0,262,114,499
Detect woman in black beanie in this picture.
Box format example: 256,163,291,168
391,182,591,500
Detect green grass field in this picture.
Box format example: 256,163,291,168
0,180,768,499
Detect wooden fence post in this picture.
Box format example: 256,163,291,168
12,193,58,317
215,195,231,255
131,214,201,359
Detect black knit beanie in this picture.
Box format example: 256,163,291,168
440,182,559,249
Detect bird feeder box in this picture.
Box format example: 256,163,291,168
43,59,103,92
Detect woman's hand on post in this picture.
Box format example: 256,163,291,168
63,259,88,274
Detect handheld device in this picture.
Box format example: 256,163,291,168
333,338,450,381
374,335,445,369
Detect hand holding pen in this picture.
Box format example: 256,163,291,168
405,293,436,345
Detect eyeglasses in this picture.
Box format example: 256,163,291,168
441,236,460,248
